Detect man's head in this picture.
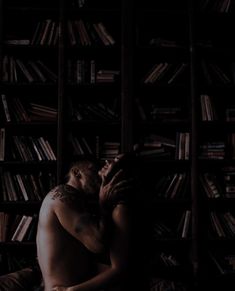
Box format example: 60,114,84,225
66,153,139,197
66,157,101,195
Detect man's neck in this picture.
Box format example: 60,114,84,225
66,180,81,191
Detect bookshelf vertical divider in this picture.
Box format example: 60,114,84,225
0,0,2,75
121,0,134,152
57,0,66,183
189,0,200,287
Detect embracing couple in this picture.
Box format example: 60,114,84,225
36,152,149,291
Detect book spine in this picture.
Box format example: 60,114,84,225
0,128,5,161
1,94,11,122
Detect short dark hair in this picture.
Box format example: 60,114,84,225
65,155,99,180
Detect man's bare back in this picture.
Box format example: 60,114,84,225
36,185,95,291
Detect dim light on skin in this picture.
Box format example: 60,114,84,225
98,154,125,180
98,153,135,207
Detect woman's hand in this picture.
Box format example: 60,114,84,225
99,169,134,209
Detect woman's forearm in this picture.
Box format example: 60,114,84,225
57,267,123,291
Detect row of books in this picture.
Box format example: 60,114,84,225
224,166,235,196
67,19,115,47
0,213,37,242
99,141,120,161
5,19,115,47
149,251,183,270
67,59,120,84
199,136,235,160
3,58,234,89
153,173,189,200
200,168,235,198
2,56,57,83
153,210,191,239
209,211,235,238
199,141,225,160
69,135,93,156
200,60,233,85
0,171,55,202
1,93,119,124
135,98,184,122
136,133,190,160
136,93,235,122
3,57,120,85
8,135,56,162
69,135,120,160
209,251,235,275
200,94,217,121
200,93,235,122
0,128,5,161
4,92,235,125
149,37,185,48
143,62,188,85
158,252,180,267
4,132,235,163
175,132,190,160
199,0,232,13
150,277,187,291
0,129,120,162
70,102,119,121
200,172,223,199
150,105,183,122
1,94,58,123
153,169,235,201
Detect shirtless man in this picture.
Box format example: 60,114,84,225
36,154,137,291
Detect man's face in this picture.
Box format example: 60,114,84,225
81,162,101,195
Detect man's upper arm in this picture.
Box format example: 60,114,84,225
52,196,105,253
53,198,84,234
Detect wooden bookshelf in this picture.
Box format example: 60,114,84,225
0,0,60,275
0,0,235,290
133,2,193,289
0,0,126,276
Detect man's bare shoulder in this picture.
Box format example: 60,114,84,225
46,184,86,210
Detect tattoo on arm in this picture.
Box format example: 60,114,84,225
50,185,85,209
